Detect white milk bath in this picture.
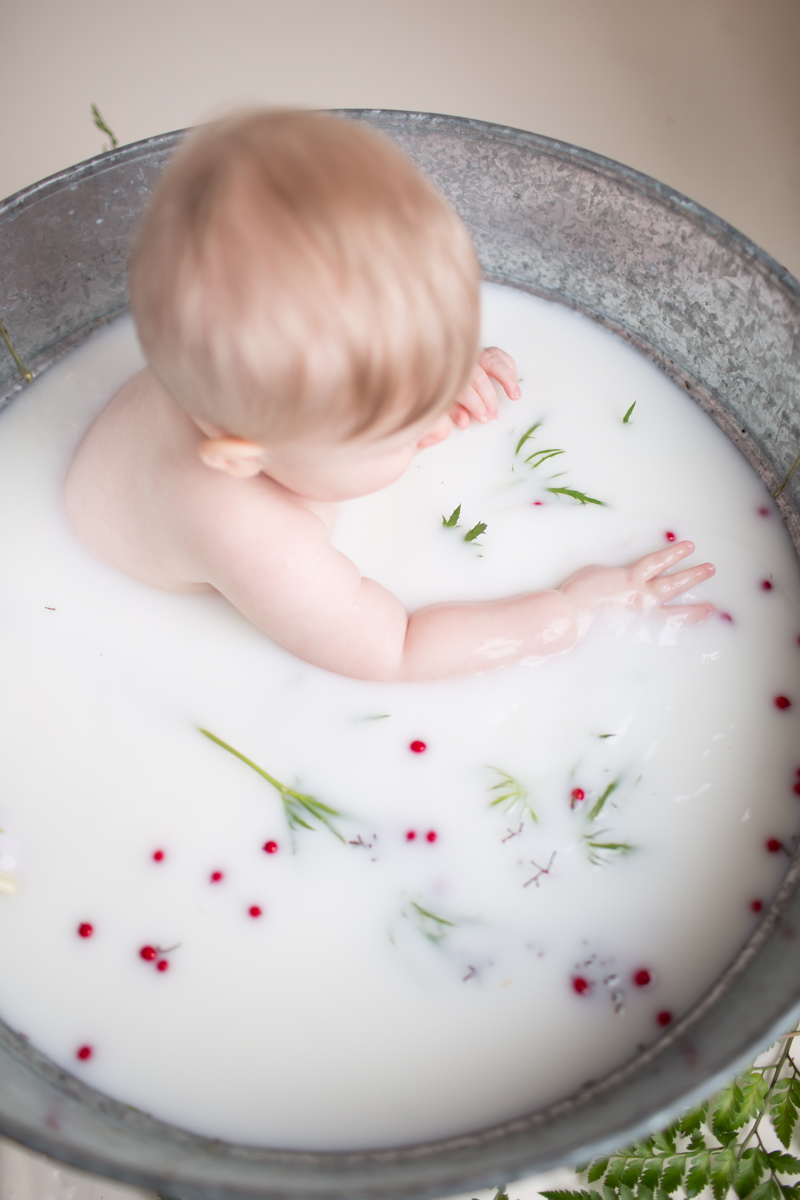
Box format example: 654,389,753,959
0,283,798,1150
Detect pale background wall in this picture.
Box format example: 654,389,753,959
2,0,799,277
0,2,798,1198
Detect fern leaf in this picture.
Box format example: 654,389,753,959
734,1148,767,1199
747,1181,781,1200
621,1158,645,1188
540,1191,602,1200
661,1159,686,1194
768,1153,800,1176
712,1082,745,1135
685,1151,712,1198
771,1078,800,1149
710,1146,738,1200
678,1104,708,1138
605,1159,628,1190
587,1160,609,1183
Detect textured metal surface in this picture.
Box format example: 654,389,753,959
0,111,799,1200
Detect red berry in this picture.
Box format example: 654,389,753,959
152,850,165,862
533,500,543,506
571,787,585,802
793,782,800,796
263,840,278,854
406,830,417,841
766,838,783,853
76,1045,93,1061
665,531,676,542
572,976,590,995
210,870,223,883
758,507,770,517
720,612,733,623
796,768,800,777
410,740,427,753
156,959,169,972
633,969,652,987
139,945,157,961
78,923,93,939
761,580,773,591
775,696,792,710
751,899,764,913
248,905,262,918
426,830,437,843
656,1010,672,1027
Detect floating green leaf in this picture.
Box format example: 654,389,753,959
515,422,541,456
442,504,461,527
584,838,634,866
587,779,620,822
525,447,565,470
487,767,537,823
623,402,636,424
199,728,344,842
547,487,605,506
407,901,454,944
464,521,487,543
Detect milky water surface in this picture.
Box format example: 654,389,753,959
0,284,798,1149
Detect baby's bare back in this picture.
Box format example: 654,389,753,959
65,368,319,596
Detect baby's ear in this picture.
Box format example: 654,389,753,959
197,436,264,479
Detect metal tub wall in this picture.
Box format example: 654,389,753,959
0,111,799,1200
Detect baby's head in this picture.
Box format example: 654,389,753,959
129,110,481,496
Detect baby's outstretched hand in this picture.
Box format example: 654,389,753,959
450,347,521,430
559,541,715,627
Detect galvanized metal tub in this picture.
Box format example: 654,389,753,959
0,110,799,1200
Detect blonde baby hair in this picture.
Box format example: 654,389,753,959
129,110,481,444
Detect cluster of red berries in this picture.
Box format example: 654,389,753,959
571,969,670,1026
406,830,437,843
140,945,170,973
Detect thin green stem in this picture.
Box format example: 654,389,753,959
0,319,32,384
773,448,800,499
200,728,285,791
755,1126,781,1193
737,1037,793,1160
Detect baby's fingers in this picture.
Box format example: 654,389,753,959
638,539,696,581
456,364,499,424
448,401,472,430
653,562,715,600
478,346,521,400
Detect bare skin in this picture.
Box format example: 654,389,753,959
65,347,715,682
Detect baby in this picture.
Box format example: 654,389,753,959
65,110,715,681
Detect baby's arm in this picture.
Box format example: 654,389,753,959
200,489,713,681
